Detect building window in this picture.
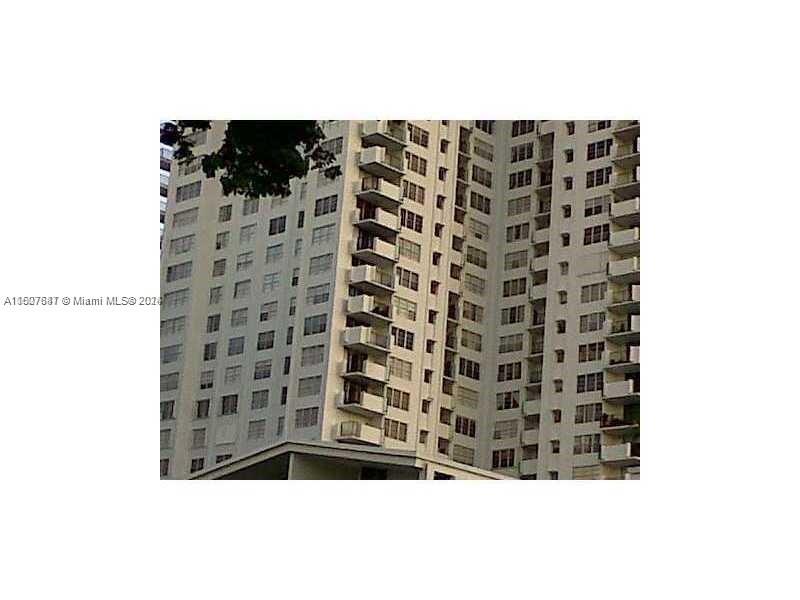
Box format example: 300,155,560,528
577,372,604,393
220,394,238,415
587,138,613,160
511,120,535,137
407,123,429,147
314,195,338,216
227,336,245,356
251,390,269,410
254,359,272,380
311,223,335,245
384,418,408,441
224,365,242,385
388,356,413,380
160,400,175,421
211,259,226,277
575,403,602,424
458,358,481,380
308,253,333,276
586,167,612,188
386,387,410,410
190,458,205,473
257,330,275,351
160,458,169,477
230,308,248,327
242,197,259,216
268,216,286,235
303,314,327,335
248,419,266,440
218,205,232,223
496,391,520,410
405,151,428,175
583,224,610,245
298,376,322,397
454,416,476,437
195,399,210,419
400,208,424,233
306,283,330,305
192,428,206,448
579,342,605,362
295,407,319,428
492,448,515,468
233,280,251,299
580,282,607,303
579,311,606,333
166,261,192,283
497,362,522,382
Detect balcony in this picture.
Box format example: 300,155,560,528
341,360,388,386
609,227,640,255
603,379,640,405
342,326,390,356
528,283,547,301
361,120,407,150
610,168,640,199
606,346,640,374
536,147,554,166
351,237,398,267
346,295,392,326
601,413,640,434
528,343,544,357
349,265,395,296
523,397,540,416
608,284,640,314
608,256,640,284
336,391,385,418
520,458,538,477
605,315,640,345
336,421,383,446
352,208,400,239
522,429,539,446
531,254,549,272
612,141,640,169
600,442,640,466
526,370,543,388
528,313,546,331
359,146,404,182
610,197,640,227
355,177,402,211
613,120,640,140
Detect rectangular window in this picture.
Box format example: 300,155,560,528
172,207,198,229
388,356,413,380
254,359,272,380
579,311,606,333
471,165,492,189
492,448,515,469
458,358,481,380
586,166,613,188
507,196,531,216
162,288,189,309
227,336,245,356
584,195,611,217
502,277,527,297
577,372,604,393
212,259,226,277
301,344,325,367
494,420,519,439
251,390,270,410
257,330,275,351
248,419,266,440
311,224,335,245
175,181,201,203
242,197,259,216
405,151,427,175
463,273,486,296
160,372,179,391
224,365,242,385
587,139,613,160
295,407,320,428
506,223,530,243
501,305,525,325
298,376,322,397
468,218,489,240
580,282,607,303
509,168,533,189
401,180,426,204
263,272,280,293
395,267,419,291
462,301,484,323
511,120,536,137
497,362,522,382
391,326,415,350
393,296,417,321
496,391,520,410
233,280,251,299
260,301,278,321
268,216,286,235
265,244,284,264
400,208,424,233
398,237,421,262
454,416,476,438
498,333,524,354
465,246,487,269
218,205,232,222
407,123,429,147
386,387,410,410
306,283,330,305
384,418,408,441
504,250,527,270
230,308,248,327
314,195,338,217
578,342,605,362
221,394,238,415
303,314,327,335
161,316,186,336
308,253,333,275
169,234,194,256
160,344,183,364
460,329,482,352
469,191,491,214
166,261,192,282
510,141,534,163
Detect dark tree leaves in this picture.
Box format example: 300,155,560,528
162,120,341,199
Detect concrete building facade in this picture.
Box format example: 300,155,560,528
159,120,640,480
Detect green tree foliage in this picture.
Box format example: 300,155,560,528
161,120,340,199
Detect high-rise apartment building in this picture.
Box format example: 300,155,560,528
159,120,640,480
160,122,174,247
